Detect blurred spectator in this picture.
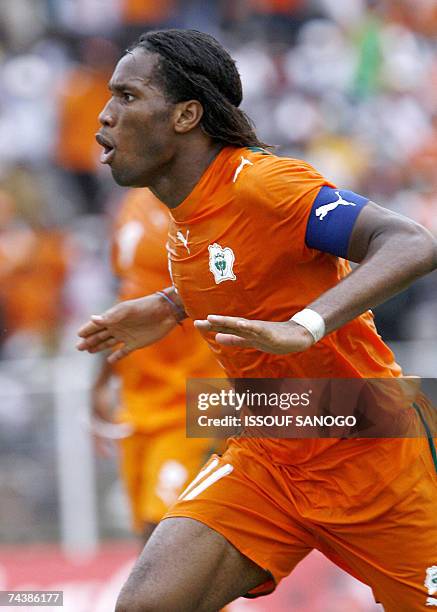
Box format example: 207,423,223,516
55,37,118,214
0,0,47,50
117,0,180,49
46,0,120,35
410,114,437,193
120,0,177,26
221,0,318,43
0,51,57,167
0,175,67,358
384,0,437,38
352,2,382,98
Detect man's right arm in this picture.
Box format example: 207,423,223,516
76,288,185,363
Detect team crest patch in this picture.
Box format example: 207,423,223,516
208,243,236,284
425,566,437,606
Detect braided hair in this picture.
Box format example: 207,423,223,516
130,29,270,149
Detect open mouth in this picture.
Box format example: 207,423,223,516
96,133,116,165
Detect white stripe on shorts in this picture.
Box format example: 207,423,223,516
182,464,234,501
178,458,219,501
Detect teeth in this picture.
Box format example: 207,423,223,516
100,145,115,164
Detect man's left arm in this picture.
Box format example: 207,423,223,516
194,202,437,353
310,202,437,333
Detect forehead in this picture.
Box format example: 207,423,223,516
110,48,159,89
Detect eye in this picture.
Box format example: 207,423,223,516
122,92,135,103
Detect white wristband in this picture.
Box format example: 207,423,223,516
290,308,326,343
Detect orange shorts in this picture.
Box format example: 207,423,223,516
165,437,437,611
119,428,219,530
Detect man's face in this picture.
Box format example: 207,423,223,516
97,48,175,187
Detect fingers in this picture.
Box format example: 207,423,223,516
107,345,132,364
90,338,119,353
77,317,107,338
76,330,116,351
92,310,123,325
195,315,259,338
194,315,242,333
215,333,253,348
208,315,246,330
195,315,267,351
77,306,123,339
193,319,212,332
76,338,91,351
195,315,260,349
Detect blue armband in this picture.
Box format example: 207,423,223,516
305,186,369,258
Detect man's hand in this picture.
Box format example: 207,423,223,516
77,294,178,363
194,315,314,354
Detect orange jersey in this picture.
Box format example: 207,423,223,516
167,146,423,473
112,189,223,432
0,229,66,334
168,146,399,380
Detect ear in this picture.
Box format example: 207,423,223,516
173,100,204,134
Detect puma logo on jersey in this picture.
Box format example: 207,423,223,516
315,191,356,221
233,157,253,183
176,229,190,254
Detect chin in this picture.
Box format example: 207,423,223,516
111,164,150,188
111,167,137,187
112,175,134,187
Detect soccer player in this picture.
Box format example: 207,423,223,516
91,187,223,543
77,30,437,611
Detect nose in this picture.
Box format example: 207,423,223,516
99,98,116,127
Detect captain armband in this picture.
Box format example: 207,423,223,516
305,186,369,258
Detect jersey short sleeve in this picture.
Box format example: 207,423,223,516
235,155,332,260
236,154,369,260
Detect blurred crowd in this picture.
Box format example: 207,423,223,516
0,0,437,361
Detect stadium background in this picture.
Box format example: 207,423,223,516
0,1,436,610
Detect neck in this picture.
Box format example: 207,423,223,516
148,139,224,209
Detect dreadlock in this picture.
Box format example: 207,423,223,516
130,29,270,149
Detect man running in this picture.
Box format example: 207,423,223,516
77,30,437,611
